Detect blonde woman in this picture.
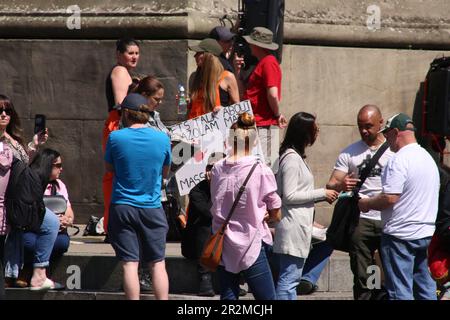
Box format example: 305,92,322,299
188,39,239,119
210,112,281,300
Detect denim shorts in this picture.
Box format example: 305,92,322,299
108,204,168,263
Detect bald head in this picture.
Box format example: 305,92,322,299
357,104,384,146
357,104,382,121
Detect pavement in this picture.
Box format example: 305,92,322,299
4,224,354,300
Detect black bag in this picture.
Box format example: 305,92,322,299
83,215,105,236
163,193,183,242
327,142,389,252
326,196,361,252
5,157,46,232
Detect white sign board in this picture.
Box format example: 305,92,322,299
168,100,264,196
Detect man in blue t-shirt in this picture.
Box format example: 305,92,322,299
105,93,171,300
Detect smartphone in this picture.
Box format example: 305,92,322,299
34,114,46,134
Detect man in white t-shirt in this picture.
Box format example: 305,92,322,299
359,113,439,300
325,105,393,300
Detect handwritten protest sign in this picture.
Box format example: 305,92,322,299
168,100,264,196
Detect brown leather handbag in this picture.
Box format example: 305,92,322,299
200,162,258,272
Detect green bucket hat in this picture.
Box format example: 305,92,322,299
378,113,415,133
243,27,279,51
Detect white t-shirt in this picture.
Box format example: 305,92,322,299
381,143,439,240
335,140,394,220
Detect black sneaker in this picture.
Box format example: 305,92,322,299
297,280,318,295
139,274,153,293
239,287,248,296
198,273,215,297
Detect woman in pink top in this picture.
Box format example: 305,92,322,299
210,112,281,300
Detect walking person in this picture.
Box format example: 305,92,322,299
210,112,281,300
274,112,338,300
105,93,171,300
359,113,439,300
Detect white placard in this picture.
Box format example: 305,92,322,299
168,100,264,195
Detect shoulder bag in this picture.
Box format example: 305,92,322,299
326,142,389,252
200,162,258,272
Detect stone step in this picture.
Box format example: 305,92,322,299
4,288,354,300
25,225,353,294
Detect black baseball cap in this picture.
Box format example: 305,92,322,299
209,26,235,42
119,93,148,111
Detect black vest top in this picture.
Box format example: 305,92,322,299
105,66,133,112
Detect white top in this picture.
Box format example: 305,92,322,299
381,143,439,240
274,149,326,258
334,140,394,220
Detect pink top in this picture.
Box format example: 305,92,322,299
0,143,13,235
210,156,281,273
45,179,71,207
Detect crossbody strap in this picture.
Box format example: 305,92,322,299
221,162,259,230
355,141,389,193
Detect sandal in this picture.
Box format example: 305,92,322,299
29,278,65,291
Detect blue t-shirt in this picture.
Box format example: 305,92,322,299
105,127,171,208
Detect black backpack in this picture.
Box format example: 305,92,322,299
5,157,46,232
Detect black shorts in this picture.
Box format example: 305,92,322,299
108,204,168,263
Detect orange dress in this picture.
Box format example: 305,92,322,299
102,110,121,233
188,71,228,119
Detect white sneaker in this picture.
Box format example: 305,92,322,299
312,226,327,243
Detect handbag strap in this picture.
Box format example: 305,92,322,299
221,162,259,230
355,141,389,193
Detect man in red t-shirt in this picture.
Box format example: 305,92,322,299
234,27,287,166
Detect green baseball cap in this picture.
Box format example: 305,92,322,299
188,38,222,57
378,113,415,133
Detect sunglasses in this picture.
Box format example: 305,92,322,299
152,96,163,104
0,107,12,116
53,163,63,169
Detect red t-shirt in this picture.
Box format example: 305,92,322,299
244,55,281,127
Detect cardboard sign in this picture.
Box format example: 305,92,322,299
168,100,264,195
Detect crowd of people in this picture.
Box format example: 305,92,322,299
0,23,448,302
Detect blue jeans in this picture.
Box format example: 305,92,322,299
218,242,276,300
23,232,70,264
27,209,60,268
301,241,333,285
276,253,306,300
381,233,436,300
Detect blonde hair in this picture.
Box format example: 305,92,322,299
124,104,151,124
191,53,224,113
229,112,257,154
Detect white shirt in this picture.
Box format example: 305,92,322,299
334,140,394,220
381,143,439,240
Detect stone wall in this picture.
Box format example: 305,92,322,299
0,1,449,222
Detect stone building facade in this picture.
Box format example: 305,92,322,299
0,0,449,223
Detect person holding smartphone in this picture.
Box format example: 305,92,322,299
0,95,48,163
